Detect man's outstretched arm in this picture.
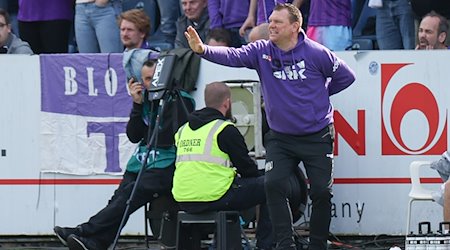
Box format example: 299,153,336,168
184,26,205,54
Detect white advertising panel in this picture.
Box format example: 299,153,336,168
0,51,448,236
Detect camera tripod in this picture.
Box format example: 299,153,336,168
111,88,192,250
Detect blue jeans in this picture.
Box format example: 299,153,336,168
148,0,180,50
307,25,352,51
376,0,415,49
75,1,123,53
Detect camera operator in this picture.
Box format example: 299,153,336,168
54,59,195,250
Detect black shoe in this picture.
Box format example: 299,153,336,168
53,226,81,246
67,234,106,250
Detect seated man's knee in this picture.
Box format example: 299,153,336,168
265,177,289,197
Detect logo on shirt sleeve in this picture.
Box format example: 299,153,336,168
332,59,340,73
262,54,272,62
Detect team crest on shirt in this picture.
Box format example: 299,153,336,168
262,54,272,62
273,60,307,80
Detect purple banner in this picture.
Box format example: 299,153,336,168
40,54,131,117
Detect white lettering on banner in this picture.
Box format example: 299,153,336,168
104,68,118,97
63,67,119,97
64,66,78,95
306,201,365,223
86,67,98,96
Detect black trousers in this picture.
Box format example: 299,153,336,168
78,166,175,248
18,19,70,54
264,125,334,250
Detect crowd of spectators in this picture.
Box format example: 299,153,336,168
0,0,450,54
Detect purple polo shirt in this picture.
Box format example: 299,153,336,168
307,0,351,27
257,0,292,25
208,0,249,29
18,0,74,22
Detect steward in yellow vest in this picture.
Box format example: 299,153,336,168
171,82,274,249
173,119,236,201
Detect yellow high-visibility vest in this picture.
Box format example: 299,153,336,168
172,119,236,202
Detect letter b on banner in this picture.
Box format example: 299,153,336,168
381,63,447,155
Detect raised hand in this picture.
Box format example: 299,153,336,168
239,16,255,37
184,26,205,54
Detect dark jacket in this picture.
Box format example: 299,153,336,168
175,8,210,49
186,107,259,178
126,91,195,148
4,33,33,54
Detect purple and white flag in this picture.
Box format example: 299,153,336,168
40,54,134,175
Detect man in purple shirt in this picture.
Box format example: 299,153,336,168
184,3,355,249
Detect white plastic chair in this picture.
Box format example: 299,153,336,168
406,161,435,234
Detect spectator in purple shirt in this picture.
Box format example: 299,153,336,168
208,0,249,47
184,3,355,249
17,0,73,53
302,0,352,51
239,0,302,42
